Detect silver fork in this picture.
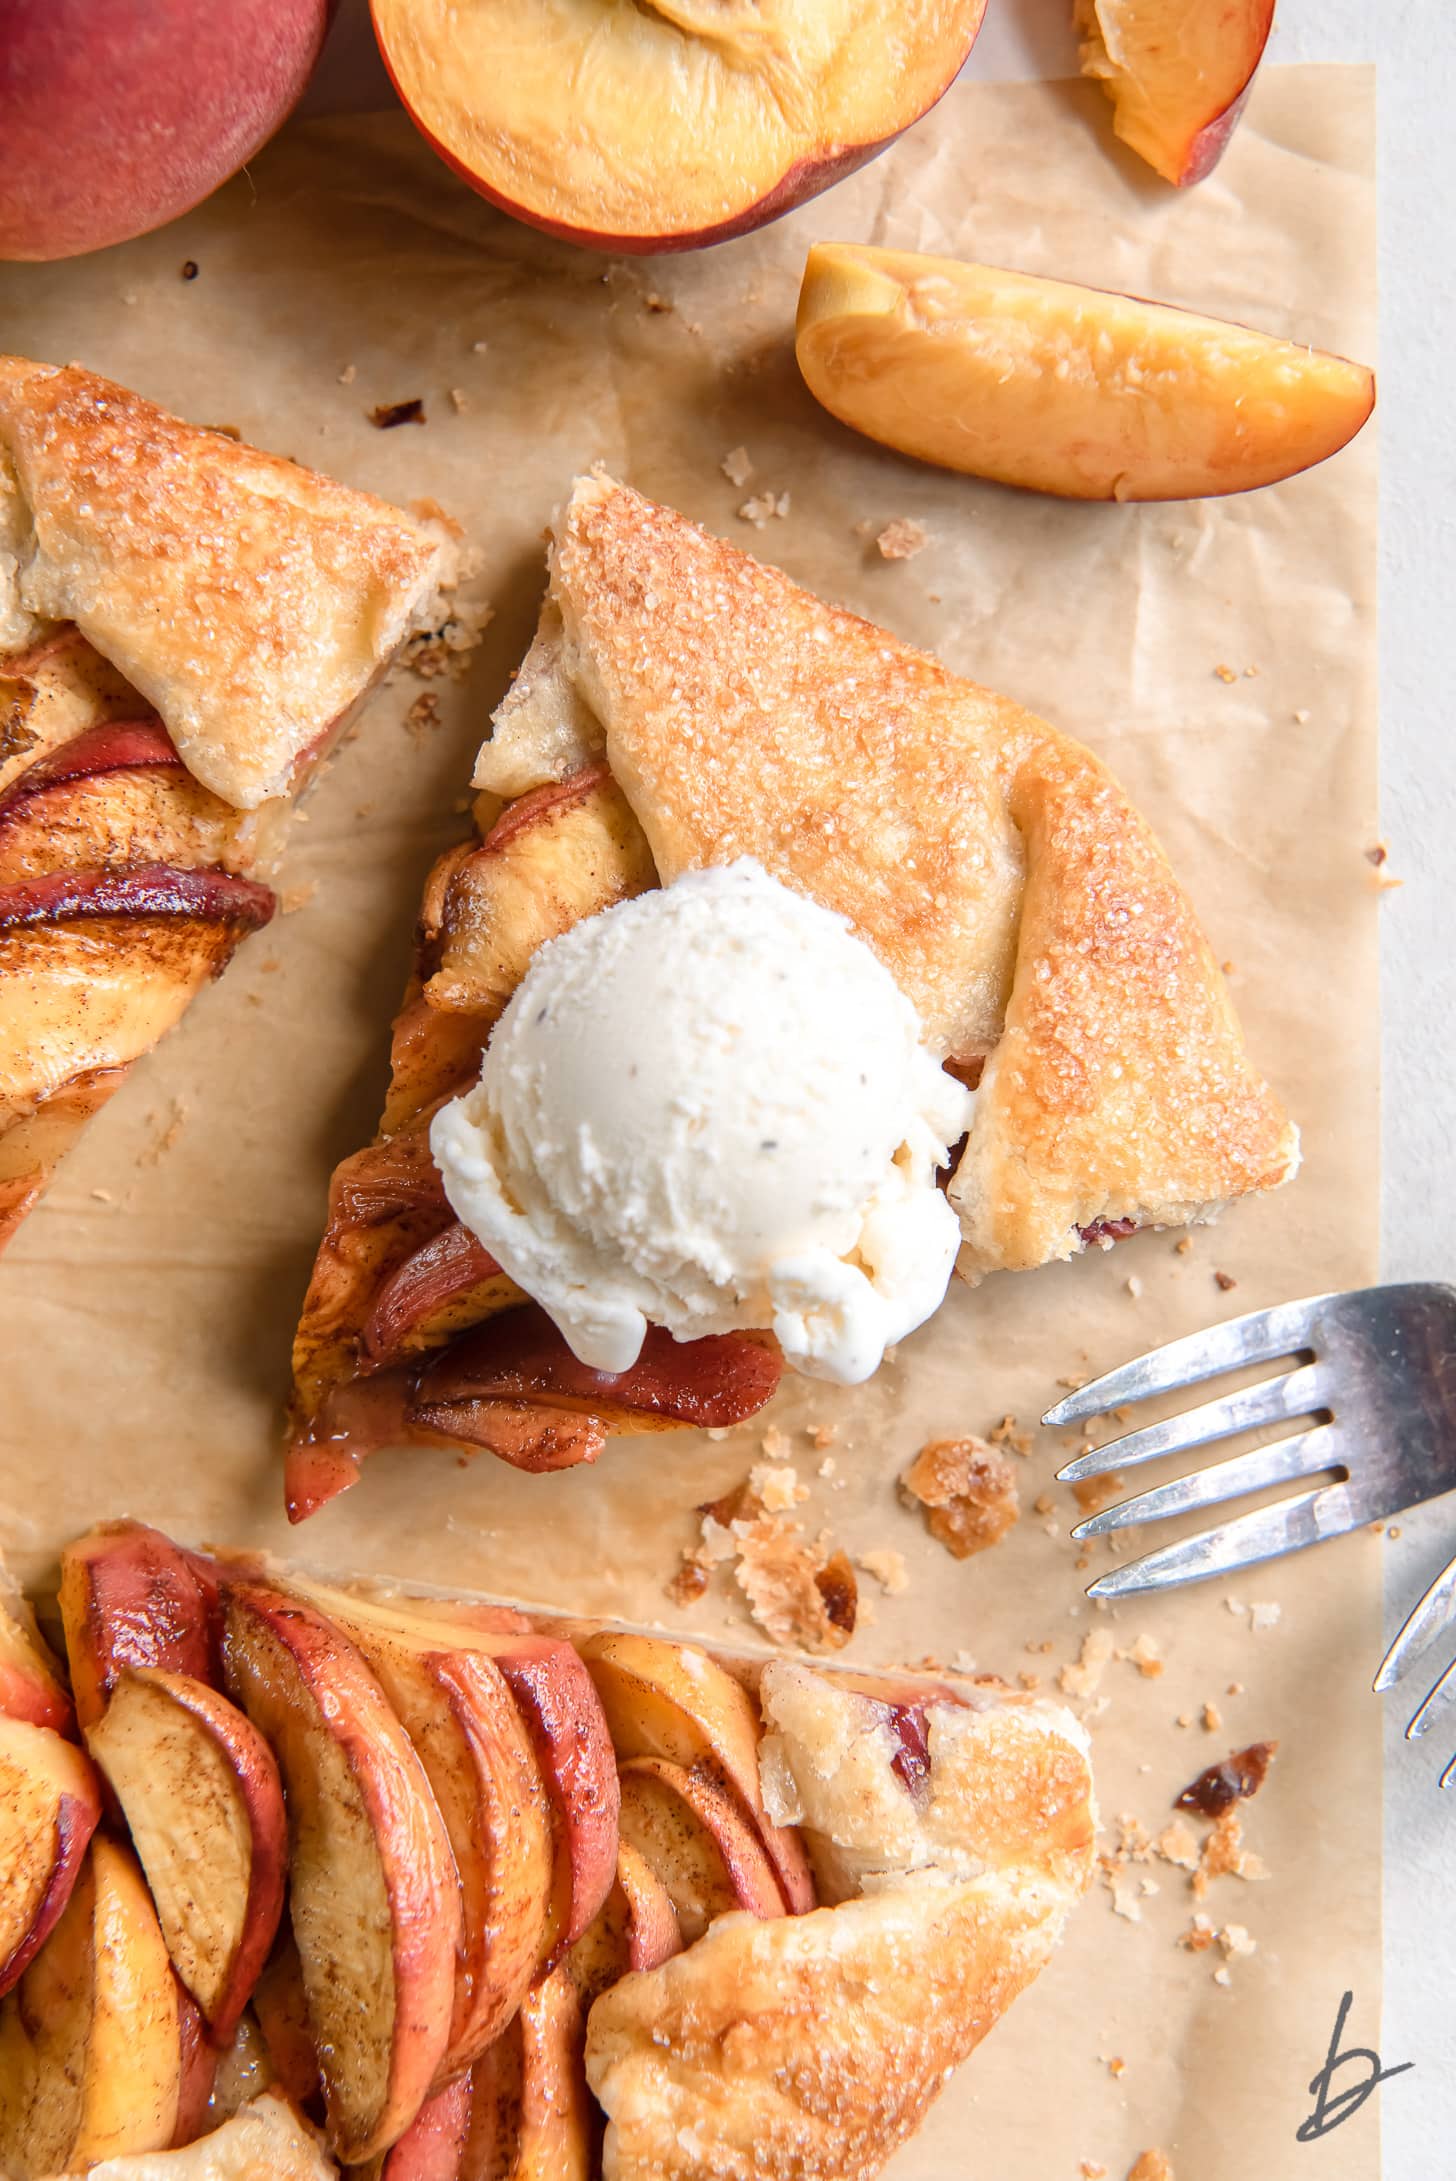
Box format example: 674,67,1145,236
1042,1283,1456,1602
1374,1545,1456,1787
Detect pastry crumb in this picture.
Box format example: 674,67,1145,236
279,881,317,915
806,1421,836,1449
1060,1627,1115,1700
738,489,791,526
857,1548,908,1595
1249,1601,1281,1631
338,363,357,385
1155,1818,1200,1872
665,1555,710,1607
1214,663,1237,683
759,1425,793,1462
1072,1469,1125,1515
988,1413,1034,1456
404,692,443,739
681,1469,856,1652
369,396,426,430
1174,1236,1193,1255
901,1436,1020,1559
1128,2154,1175,2181
1106,2056,1126,2079
1214,1269,1237,1291
1120,1632,1164,1680
875,517,928,561
447,387,470,413
1202,1701,1223,1733
721,445,753,487
1080,2162,1108,2178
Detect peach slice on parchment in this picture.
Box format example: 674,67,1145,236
1075,0,1276,187
796,244,1374,501
371,0,990,255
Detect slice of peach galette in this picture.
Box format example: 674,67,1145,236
0,357,452,1250
286,474,1296,1514
0,1523,1096,2181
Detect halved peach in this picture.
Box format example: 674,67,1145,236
0,1714,101,1998
796,244,1376,501
0,1838,184,2171
272,1573,557,2077
615,1757,785,1944
579,1633,814,1915
220,1583,460,2163
59,1520,223,1734
85,1667,288,2040
372,1,989,255
1076,0,1275,186
0,1567,73,1733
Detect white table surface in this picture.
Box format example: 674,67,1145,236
304,7,1453,2169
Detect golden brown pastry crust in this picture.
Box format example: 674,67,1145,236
477,474,1297,1275
0,358,450,810
586,1697,1095,2181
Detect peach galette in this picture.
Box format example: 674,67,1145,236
0,357,451,1251
0,1520,1096,2179
286,474,1295,1514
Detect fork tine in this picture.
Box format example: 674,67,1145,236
1439,1751,1456,1792
1071,1424,1341,1538
1056,1362,1327,1486
1374,1553,1456,1692
1406,1656,1456,1740
1042,1294,1328,1429
1085,1479,1357,1599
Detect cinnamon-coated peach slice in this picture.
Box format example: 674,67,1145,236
85,1668,287,2040
579,1633,814,1914
616,1758,786,1944
220,1584,459,2163
0,1839,184,2171
796,244,1375,501
0,1566,73,1733
270,1572,557,2076
0,1714,101,1998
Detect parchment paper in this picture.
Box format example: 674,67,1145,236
0,66,1379,2181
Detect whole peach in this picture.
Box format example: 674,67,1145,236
0,0,336,261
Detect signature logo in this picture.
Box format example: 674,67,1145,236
1297,1990,1412,2142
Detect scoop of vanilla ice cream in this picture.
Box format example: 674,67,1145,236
430,860,974,1385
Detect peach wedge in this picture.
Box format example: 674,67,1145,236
1076,0,1275,188
795,244,1375,502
